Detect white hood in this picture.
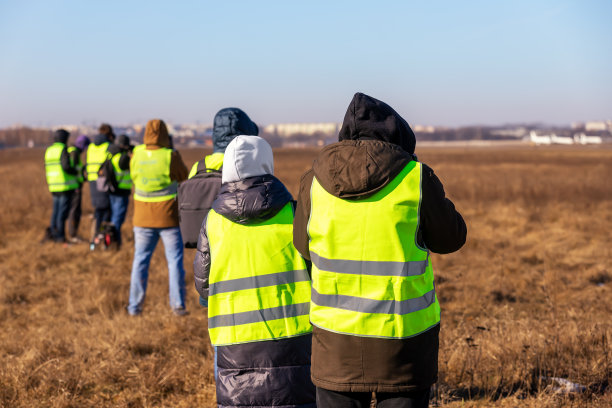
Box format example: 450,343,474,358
222,135,274,183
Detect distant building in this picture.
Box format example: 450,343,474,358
490,127,527,138
263,123,341,138
413,125,436,133
585,121,608,132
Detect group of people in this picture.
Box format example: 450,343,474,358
43,123,133,247
44,93,467,408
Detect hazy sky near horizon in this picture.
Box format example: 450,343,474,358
1,0,611,128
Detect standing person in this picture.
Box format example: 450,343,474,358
188,107,259,178
87,123,115,239
127,119,189,316
107,134,133,249
179,107,259,248
194,136,315,408
293,93,467,408
44,129,78,243
66,135,90,242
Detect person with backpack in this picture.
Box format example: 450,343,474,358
127,119,189,316
87,124,115,239
44,129,78,244
107,134,133,249
178,107,258,248
293,93,467,408
194,135,315,408
66,135,90,243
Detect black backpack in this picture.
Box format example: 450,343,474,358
96,158,118,193
178,161,222,248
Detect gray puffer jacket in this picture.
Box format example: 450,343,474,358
194,136,315,408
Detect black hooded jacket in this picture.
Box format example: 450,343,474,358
293,92,467,393
212,107,259,153
194,175,315,408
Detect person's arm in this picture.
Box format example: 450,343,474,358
293,169,314,261
194,212,211,306
419,163,467,254
60,148,77,175
118,151,130,170
170,151,188,183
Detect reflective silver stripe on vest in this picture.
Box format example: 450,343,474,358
208,302,310,328
209,269,310,296
310,251,428,277
47,182,77,186
134,181,177,197
311,287,436,316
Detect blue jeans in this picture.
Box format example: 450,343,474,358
127,226,186,315
50,191,74,242
109,194,129,245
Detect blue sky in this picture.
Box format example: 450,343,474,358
0,0,611,127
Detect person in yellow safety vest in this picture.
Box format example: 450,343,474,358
193,136,315,408
66,135,91,243
43,129,79,244
293,93,467,408
179,107,259,248
107,134,134,249
127,119,189,316
87,123,115,237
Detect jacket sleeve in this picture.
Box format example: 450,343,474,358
170,150,189,183
61,148,77,175
293,169,314,261
419,163,467,254
194,212,211,302
118,151,130,170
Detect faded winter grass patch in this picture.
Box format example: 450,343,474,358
0,146,610,407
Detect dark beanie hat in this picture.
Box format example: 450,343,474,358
53,129,70,144
117,134,131,148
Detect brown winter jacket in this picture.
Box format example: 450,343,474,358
131,119,188,228
293,93,467,393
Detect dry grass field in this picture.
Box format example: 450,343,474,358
0,145,610,407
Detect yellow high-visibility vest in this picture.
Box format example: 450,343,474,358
111,152,132,190
188,152,224,179
45,143,78,192
207,203,312,346
131,145,176,202
67,146,84,184
86,142,110,181
308,161,440,339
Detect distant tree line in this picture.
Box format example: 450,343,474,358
0,127,52,148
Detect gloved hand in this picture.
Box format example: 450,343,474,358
199,296,208,307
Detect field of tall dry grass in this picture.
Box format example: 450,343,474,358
0,145,610,407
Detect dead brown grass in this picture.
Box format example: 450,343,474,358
1,145,611,407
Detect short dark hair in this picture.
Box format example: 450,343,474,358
99,123,114,136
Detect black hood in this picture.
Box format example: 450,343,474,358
212,175,292,225
53,129,69,144
338,92,416,154
212,108,259,153
93,133,110,146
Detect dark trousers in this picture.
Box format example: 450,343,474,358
109,193,129,246
89,180,111,232
50,191,74,242
66,186,82,238
316,387,430,408
94,208,111,233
